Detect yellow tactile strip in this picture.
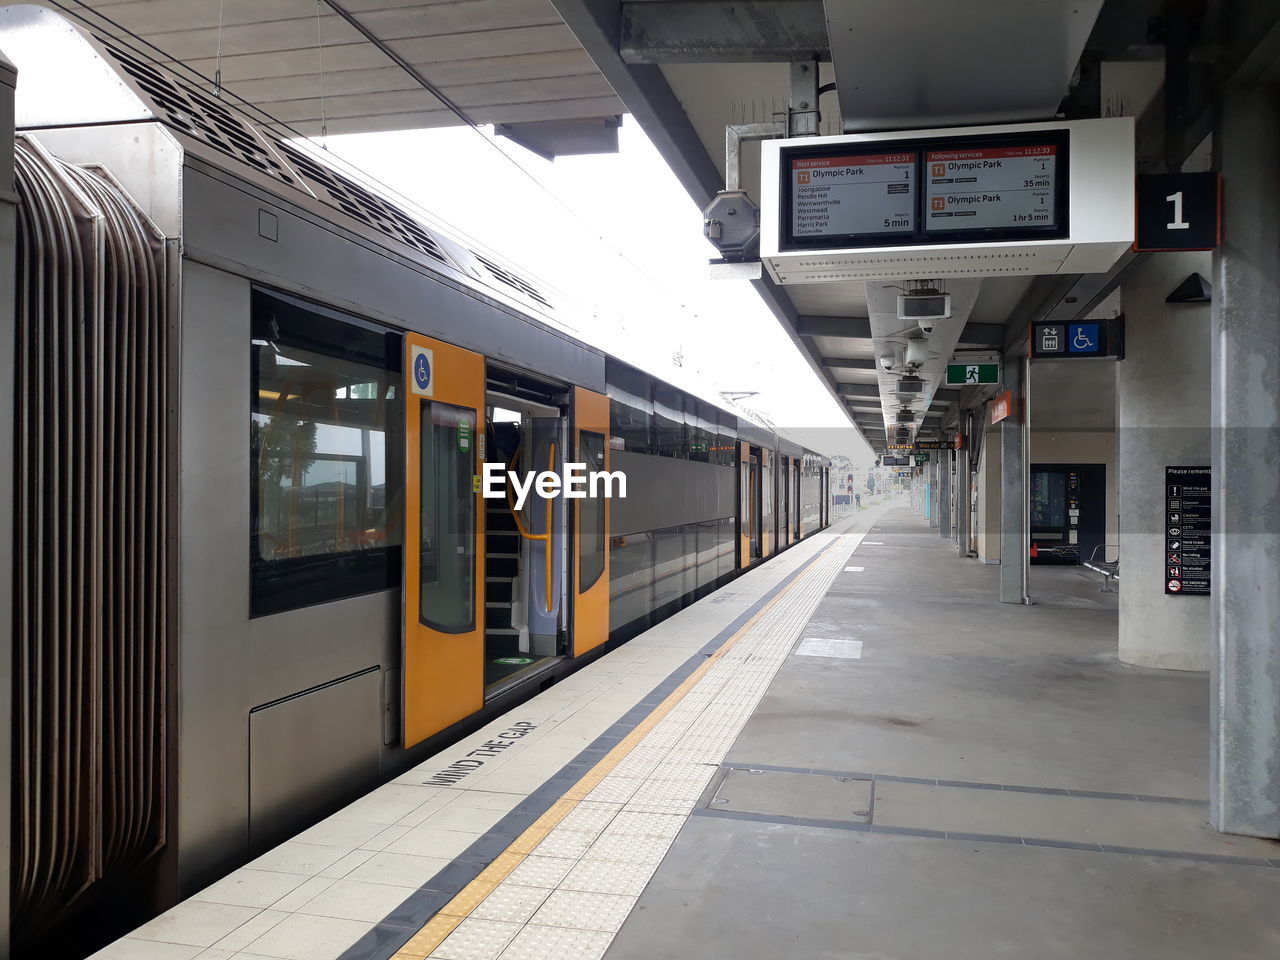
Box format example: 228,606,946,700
389,536,844,960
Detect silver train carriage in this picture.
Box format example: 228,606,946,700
0,8,832,953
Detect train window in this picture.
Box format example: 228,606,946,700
653,383,685,458
579,430,606,590
250,289,401,616
418,401,476,632
606,358,654,454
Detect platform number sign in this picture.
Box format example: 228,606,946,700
410,345,434,397
1135,172,1221,252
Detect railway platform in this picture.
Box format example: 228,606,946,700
93,504,1280,960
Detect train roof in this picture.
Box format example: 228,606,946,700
0,5,829,463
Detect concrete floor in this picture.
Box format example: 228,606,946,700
605,505,1280,960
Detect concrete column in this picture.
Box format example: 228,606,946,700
1000,357,1029,603
1116,252,1211,670
957,445,972,556
928,454,939,528
1210,84,1280,838
976,422,1002,563
938,448,952,537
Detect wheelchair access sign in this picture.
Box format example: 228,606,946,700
410,345,434,397
1031,316,1124,360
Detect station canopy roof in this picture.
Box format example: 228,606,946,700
55,0,625,149
57,0,1279,451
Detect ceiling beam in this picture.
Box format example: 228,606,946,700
619,1,829,64
835,383,881,398
796,315,872,338
801,316,1003,347
822,357,877,370
957,321,1005,347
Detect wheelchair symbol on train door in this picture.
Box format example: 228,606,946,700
410,345,434,397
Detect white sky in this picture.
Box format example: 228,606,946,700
321,118,873,468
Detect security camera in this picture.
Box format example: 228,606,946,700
917,317,937,335
877,353,896,371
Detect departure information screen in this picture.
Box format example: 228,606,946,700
779,131,1069,250
925,144,1058,232
790,152,916,241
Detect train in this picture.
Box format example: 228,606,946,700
0,7,831,954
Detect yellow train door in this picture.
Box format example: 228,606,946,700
572,387,610,655
403,333,485,748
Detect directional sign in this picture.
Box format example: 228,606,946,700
1031,316,1124,360
946,363,999,385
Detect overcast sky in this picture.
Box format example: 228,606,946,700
323,117,872,467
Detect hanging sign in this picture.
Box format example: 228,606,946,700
1165,466,1210,595
1031,316,1124,360
1135,172,1221,252
991,390,1015,423
946,363,1000,385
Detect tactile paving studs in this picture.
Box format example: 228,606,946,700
606,811,685,838
530,830,594,860
584,831,674,865
582,776,644,804
529,889,638,932
432,916,520,960
496,924,613,960
555,803,620,837
502,856,575,889
471,885,551,924
559,859,658,897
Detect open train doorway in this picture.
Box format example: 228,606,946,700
484,367,570,693
739,441,764,564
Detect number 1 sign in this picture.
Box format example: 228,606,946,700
1135,172,1221,252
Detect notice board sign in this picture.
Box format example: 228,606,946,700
1165,466,1210,595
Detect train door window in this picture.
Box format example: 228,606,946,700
419,401,476,631
788,460,798,542
761,453,774,554
579,430,607,589
748,450,762,559
250,288,401,616
782,457,791,545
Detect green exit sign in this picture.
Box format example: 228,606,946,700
946,363,999,386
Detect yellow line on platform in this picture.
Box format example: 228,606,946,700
391,539,840,959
